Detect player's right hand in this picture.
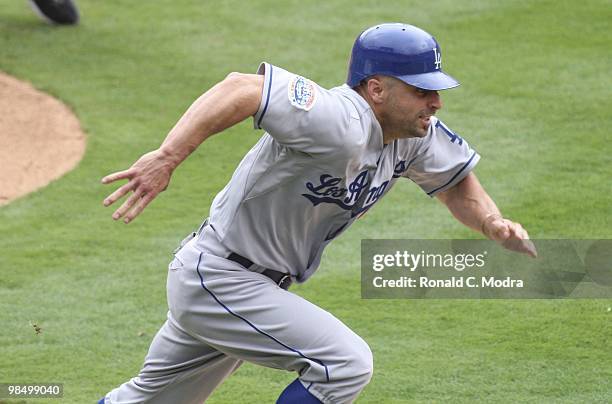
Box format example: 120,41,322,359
101,149,176,223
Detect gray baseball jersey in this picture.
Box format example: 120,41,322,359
207,62,479,282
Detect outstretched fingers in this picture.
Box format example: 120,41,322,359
103,178,137,207
101,150,175,223
122,193,156,223
111,187,145,221
101,169,135,185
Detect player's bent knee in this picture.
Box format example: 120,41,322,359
355,341,374,384
343,337,374,387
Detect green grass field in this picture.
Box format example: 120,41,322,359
1,0,610,402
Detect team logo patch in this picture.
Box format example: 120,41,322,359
288,75,317,111
433,47,442,70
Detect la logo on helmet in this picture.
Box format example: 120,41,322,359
433,47,442,70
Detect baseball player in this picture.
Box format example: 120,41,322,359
98,23,536,404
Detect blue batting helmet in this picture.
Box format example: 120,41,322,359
347,23,459,90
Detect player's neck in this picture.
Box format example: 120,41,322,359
354,86,395,145
367,105,399,144
380,125,401,144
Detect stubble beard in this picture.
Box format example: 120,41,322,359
405,113,430,138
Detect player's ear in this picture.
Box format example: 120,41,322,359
366,76,386,104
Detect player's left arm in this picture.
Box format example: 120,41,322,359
436,172,537,257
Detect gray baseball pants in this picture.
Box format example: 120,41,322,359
102,224,373,403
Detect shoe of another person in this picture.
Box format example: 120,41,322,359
29,0,80,25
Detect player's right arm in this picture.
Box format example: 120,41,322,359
101,73,264,223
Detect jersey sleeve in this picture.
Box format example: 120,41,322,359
404,119,480,196
252,62,351,154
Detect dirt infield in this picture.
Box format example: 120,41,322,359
0,72,86,206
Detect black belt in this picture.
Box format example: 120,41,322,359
227,253,292,290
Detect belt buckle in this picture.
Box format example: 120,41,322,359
278,274,291,289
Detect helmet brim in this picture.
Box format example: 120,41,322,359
398,70,460,91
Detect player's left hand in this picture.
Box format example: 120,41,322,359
483,215,538,258
101,149,176,223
